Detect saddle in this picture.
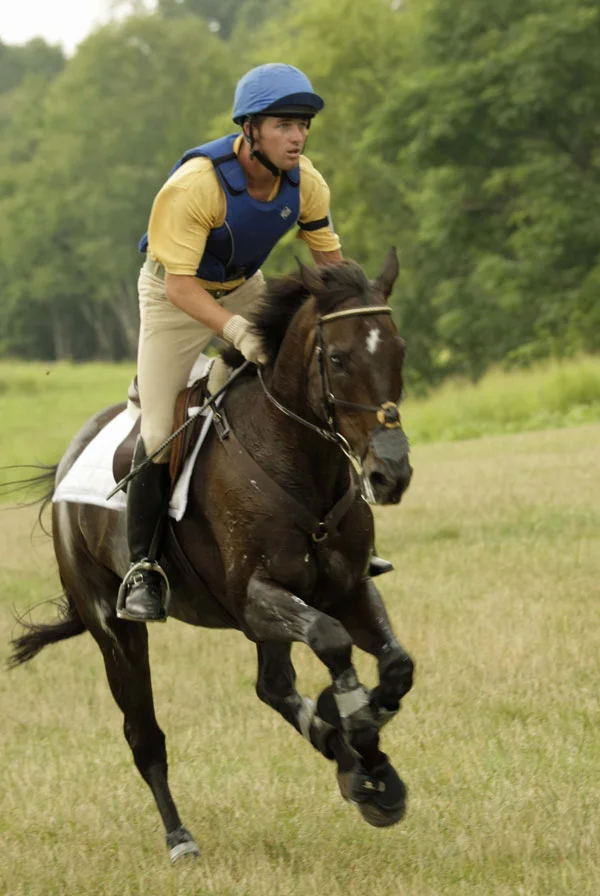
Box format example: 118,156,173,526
112,376,210,486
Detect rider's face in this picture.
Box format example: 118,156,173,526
252,117,309,171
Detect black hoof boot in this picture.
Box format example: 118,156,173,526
117,563,168,623
351,759,407,827
368,555,394,577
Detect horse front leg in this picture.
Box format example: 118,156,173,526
246,573,405,824
329,576,414,728
255,641,356,775
307,576,413,826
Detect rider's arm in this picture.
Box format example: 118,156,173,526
310,248,343,265
165,274,265,364
164,274,233,335
297,156,342,259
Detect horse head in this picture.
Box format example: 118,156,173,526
293,249,412,505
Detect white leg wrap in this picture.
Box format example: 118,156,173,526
334,685,370,719
297,697,317,742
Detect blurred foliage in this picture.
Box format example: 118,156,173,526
0,0,599,390
0,37,65,94
156,0,291,38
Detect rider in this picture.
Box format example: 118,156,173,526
118,62,392,624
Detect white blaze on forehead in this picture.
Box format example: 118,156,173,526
366,327,381,355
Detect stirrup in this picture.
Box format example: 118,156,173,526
116,560,171,620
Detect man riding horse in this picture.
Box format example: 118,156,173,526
120,62,392,624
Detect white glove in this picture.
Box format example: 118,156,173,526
222,315,267,366
207,357,232,395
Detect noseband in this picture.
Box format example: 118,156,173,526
258,304,401,469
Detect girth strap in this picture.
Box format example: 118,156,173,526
163,521,239,628
213,409,357,543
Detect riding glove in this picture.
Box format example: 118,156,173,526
222,315,267,366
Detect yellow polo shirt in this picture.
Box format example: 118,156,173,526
147,135,341,291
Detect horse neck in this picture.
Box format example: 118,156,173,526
240,309,348,496
262,307,350,498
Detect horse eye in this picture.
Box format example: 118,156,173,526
328,352,345,370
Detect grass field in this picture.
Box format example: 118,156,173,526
1,362,599,895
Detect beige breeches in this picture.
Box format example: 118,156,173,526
136,264,266,459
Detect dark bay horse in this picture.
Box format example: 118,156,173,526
9,251,414,864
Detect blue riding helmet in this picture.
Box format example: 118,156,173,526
232,63,324,124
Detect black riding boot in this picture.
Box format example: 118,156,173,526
117,436,171,623
368,551,394,577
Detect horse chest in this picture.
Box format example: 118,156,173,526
266,540,366,610
319,544,367,599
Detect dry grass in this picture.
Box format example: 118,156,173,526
1,425,599,895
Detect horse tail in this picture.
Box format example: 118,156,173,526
0,462,59,534
8,592,86,669
2,463,87,668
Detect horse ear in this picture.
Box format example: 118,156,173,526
375,247,399,301
296,260,325,297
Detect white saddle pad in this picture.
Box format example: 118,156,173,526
53,356,220,521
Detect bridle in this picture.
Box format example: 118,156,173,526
257,304,402,472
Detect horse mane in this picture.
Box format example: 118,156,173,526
221,259,372,371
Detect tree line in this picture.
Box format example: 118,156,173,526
1,0,599,388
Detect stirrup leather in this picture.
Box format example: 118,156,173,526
116,560,171,617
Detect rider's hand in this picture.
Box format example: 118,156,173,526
222,315,267,366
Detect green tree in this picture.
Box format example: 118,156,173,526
0,15,235,359
156,0,291,39
0,38,64,95
0,39,67,357
4,0,599,385
375,0,600,378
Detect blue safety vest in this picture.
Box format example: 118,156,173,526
139,134,300,283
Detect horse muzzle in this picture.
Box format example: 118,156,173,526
362,425,412,505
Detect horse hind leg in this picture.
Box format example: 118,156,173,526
94,605,199,863
56,533,198,864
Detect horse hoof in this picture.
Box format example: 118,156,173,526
357,793,406,828
338,761,407,828
167,826,200,864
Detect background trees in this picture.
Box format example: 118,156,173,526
1,0,599,389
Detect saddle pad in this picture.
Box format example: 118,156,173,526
53,410,132,512
53,400,222,521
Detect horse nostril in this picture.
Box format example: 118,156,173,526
370,471,388,491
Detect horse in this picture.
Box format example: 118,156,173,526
8,250,414,864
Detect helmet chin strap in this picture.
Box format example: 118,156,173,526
250,147,281,177
244,115,281,177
